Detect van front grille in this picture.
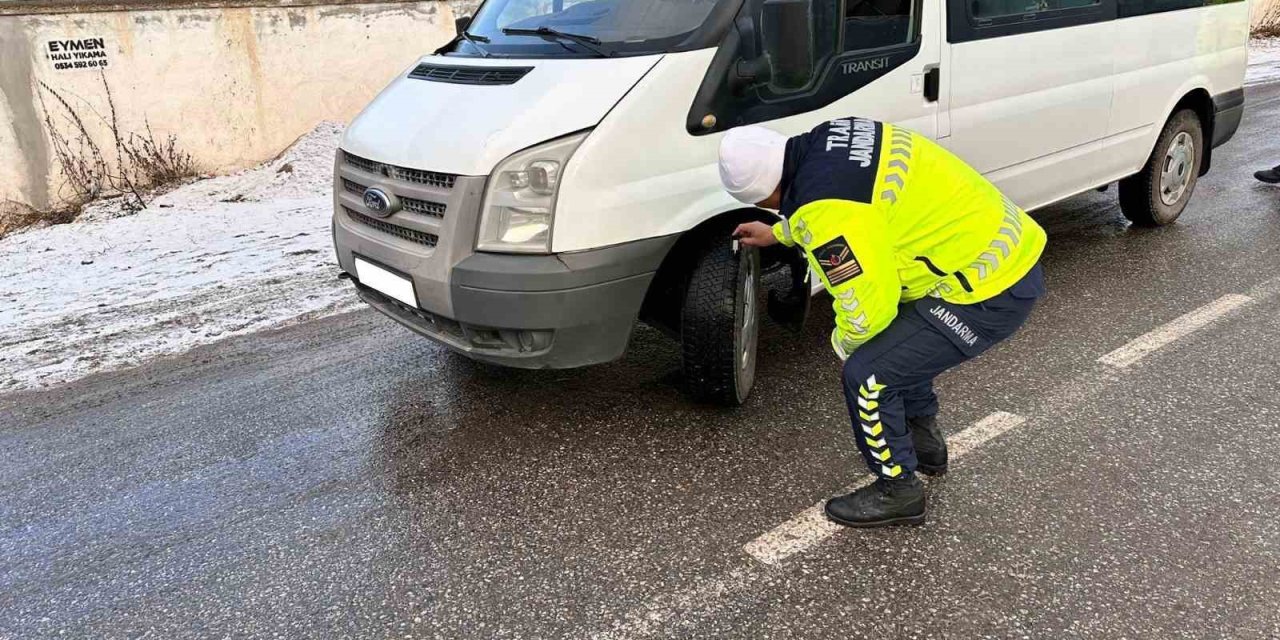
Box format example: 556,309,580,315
344,206,438,247
408,63,532,86
401,197,446,217
387,166,457,189
341,178,366,195
342,178,445,217
342,151,457,189
342,152,382,175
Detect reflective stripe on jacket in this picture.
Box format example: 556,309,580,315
771,117,1047,358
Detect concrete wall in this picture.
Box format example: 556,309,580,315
0,1,456,210
1254,0,1280,31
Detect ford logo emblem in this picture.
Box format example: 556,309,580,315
362,187,398,217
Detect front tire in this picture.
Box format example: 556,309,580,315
680,236,761,405
1118,108,1203,226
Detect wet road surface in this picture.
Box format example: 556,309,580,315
3,84,1280,638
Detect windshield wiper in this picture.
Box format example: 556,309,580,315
458,30,492,58
501,26,614,57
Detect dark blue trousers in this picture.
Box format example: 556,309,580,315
841,264,1045,478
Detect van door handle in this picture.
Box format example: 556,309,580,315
923,66,940,103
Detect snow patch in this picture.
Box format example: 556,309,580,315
1248,37,1280,87
77,122,345,223
0,122,361,394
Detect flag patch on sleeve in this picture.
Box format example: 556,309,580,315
812,236,863,286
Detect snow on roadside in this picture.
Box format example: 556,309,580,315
0,122,361,394
1248,37,1280,87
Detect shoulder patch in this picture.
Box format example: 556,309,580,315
820,117,882,204
782,117,883,216
812,236,863,286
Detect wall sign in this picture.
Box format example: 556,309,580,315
45,37,111,72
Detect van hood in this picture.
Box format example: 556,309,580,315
341,55,664,177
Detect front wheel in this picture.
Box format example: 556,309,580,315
680,236,761,406
1118,108,1204,226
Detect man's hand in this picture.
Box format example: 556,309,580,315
732,221,778,248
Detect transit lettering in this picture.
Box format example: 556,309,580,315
841,56,890,75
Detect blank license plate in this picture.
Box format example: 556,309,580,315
355,257,417,308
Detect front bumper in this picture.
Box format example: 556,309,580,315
349,238,675,369
352,253,659,369
332,151,677,368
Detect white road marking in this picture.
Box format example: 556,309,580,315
1098,294,1253,369
947,410,1028,458
740,495,851,567
743,411,1027,566
601,279,1280,638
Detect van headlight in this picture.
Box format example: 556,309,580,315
477,131,589,254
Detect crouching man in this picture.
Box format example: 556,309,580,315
719,118,1047,528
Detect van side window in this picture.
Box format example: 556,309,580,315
1118,0,1242,18
685,0,924,133
970,0,1099,19
844,0,919,51
762,0,921,94
760,0,840,92
948,0,1114,42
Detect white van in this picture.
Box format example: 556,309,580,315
332,0,1248,404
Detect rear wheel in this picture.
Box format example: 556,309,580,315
1118,109,1203,226
680,236,761,406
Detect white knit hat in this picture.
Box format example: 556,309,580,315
718,125,788,205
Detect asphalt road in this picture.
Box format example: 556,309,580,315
4,84,1280,639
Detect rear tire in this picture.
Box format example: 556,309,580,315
1118,108,1203,226
680,236,761,406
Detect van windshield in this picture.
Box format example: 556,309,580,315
458,0,722,57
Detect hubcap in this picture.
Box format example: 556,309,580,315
1159,131,1194,206
731,249,761,402
740,257,756,372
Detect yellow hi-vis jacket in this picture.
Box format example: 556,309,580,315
772,117,1047,359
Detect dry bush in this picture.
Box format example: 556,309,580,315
0,200,79,239
122,122,198,189
37,80,109,206
1257,1,1280,37
26,73,198,231
5,75,198,239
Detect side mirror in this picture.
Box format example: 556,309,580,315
760,0,815,91
455,15,472,35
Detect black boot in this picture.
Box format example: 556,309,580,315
1256,166,1280,185
824,475,926,528
909,415,948,476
